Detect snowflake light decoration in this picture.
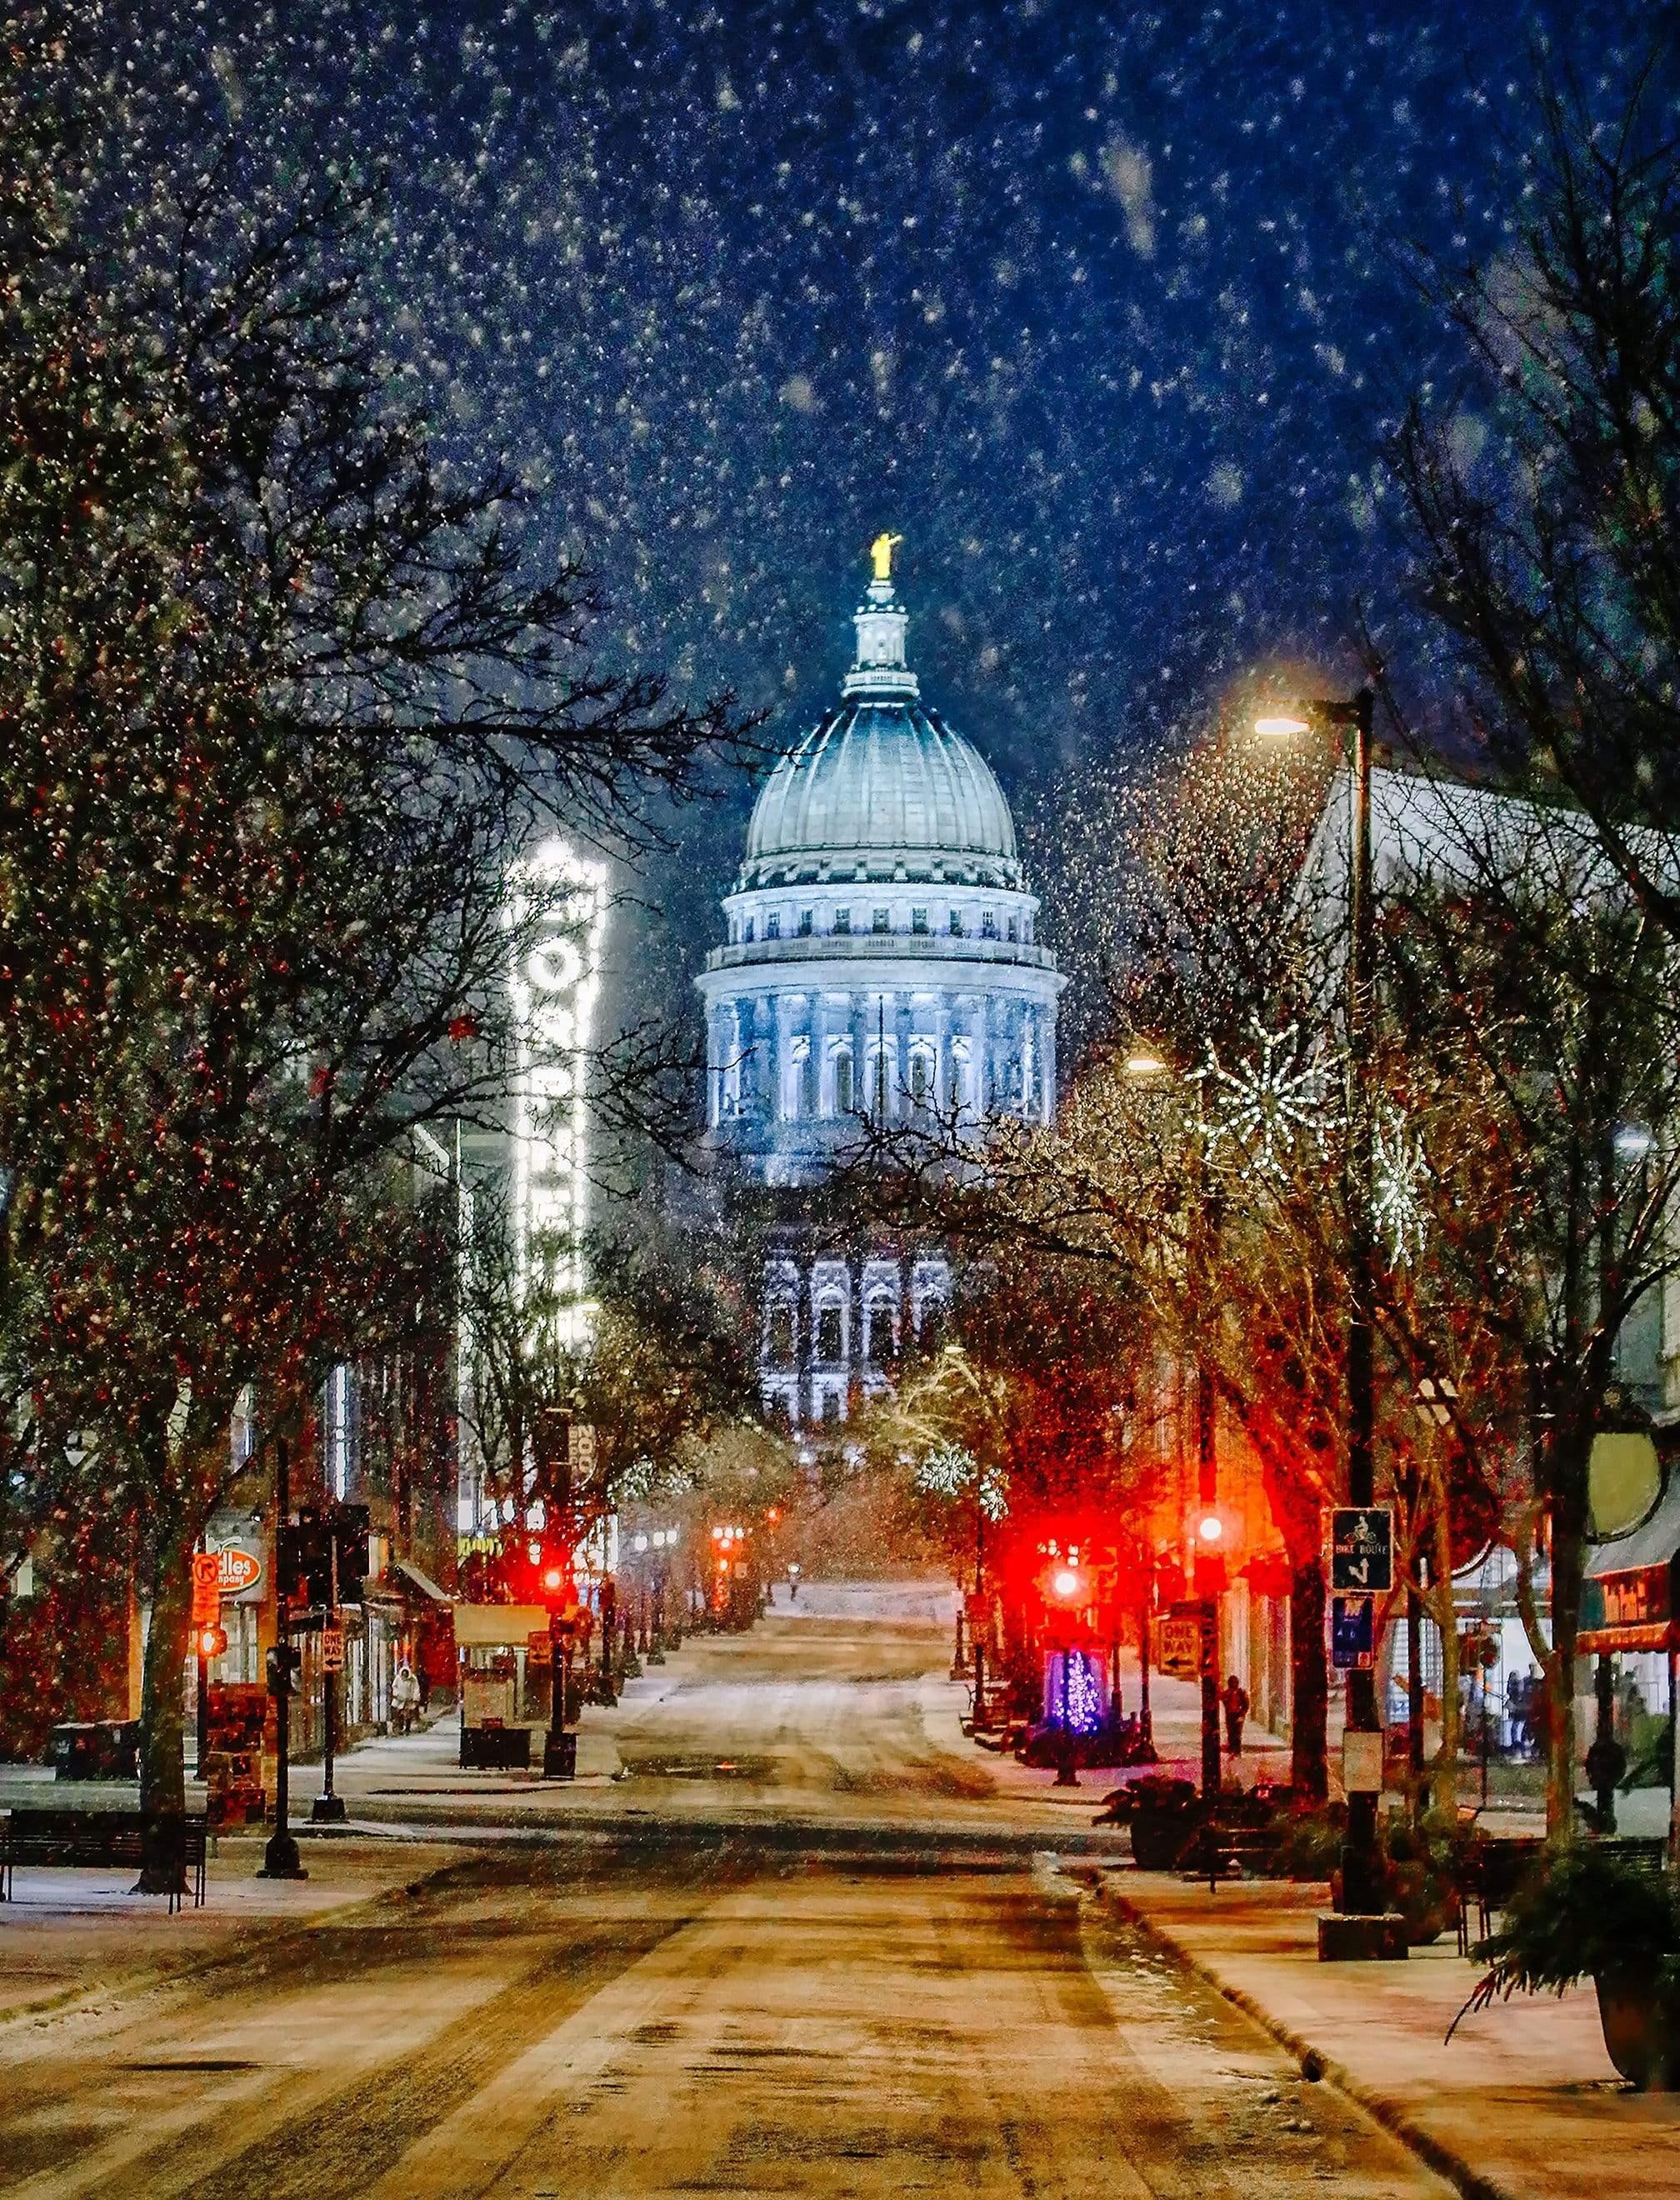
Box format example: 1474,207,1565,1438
915,1443,1008,1521
1196,1018,1328,1182
1373,1106,1429,1268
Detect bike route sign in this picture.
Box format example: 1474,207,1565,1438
1329,1507,1393,1593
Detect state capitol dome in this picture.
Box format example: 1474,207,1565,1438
697,540,1064,1422
739,686,1022,892
698,543,1062,1188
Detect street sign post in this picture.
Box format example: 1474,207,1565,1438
190,1552,221,1628
1157,1609,1202,1678
321,1628,345,1672
1330,1507,1393,1593
1331,1594,1376,1671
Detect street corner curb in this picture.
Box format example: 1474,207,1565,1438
1093,1875,1519,2200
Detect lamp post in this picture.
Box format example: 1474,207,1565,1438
1257,690,1387,1921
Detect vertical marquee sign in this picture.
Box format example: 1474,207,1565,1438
506,840,609,1349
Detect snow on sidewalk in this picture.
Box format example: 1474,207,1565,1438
1104,1866,1680,2200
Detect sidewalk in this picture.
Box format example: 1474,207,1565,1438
0,1834,465,2026
1103,1865,1680,2200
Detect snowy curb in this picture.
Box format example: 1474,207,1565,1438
1096,1873,1517,2200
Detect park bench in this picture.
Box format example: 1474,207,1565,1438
0,1808,208,1913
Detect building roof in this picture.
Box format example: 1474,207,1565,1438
737,577,1023,892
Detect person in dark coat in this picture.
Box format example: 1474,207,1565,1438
1222,1674,1250,1756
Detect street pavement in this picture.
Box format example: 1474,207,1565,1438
0,1583,1455,2199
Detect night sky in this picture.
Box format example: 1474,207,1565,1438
122,1,1671,1034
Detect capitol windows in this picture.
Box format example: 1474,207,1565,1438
872,907,891,933
947,1035,972,1114
949,908,964,936
916,1295,948,1355
980,910,998,940
798,909,814,938
911,907,929,935
862,1297,898,1366
765,1302,797,1365
908,1043,935,1108
782,1034,815,1120
833,906,852,935
765,912,781,940
831,1043,855,1115
867,1040,896,1118
1006,916,1018,944
743,918,755,943
815,1300,845,1364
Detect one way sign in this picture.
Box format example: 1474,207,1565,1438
1330,1507,1393,1594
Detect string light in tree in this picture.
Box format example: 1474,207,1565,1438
1062,1650,1104,1735
1195,1016,1328,1182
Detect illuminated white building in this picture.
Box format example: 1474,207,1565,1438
697,552,1062,1422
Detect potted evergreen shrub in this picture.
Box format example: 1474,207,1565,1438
1382,1807,1471,1947
1449,1845,1680,2091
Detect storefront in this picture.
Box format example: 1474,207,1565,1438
1582,1476,1680,1842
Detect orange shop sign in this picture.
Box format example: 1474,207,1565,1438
212,1547,263,1596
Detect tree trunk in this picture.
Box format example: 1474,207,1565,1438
1547,1490,1587,1846
136,1501,198,1888
1430,1489,1460,1814
1290,1552,1329,1801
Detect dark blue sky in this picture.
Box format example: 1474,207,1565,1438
134,2,1671,1000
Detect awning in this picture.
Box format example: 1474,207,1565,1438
1581,1477,1680,1654
392,1558,453,1606
453,1602,551,1649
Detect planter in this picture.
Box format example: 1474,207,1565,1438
1595,1971,1680,2092
1387,1860,1460,1948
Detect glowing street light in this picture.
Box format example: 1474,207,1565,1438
1253,686,1388,1931
1196,1512,1224,1545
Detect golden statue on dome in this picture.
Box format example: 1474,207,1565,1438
868,531,902,582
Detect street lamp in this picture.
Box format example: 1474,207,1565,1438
1256,688,1388,1926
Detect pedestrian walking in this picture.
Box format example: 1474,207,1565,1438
392,1660,422,1736
1222,1673,1249,1756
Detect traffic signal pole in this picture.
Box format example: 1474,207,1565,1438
260,1435,307,1880
312,1529,346,1823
